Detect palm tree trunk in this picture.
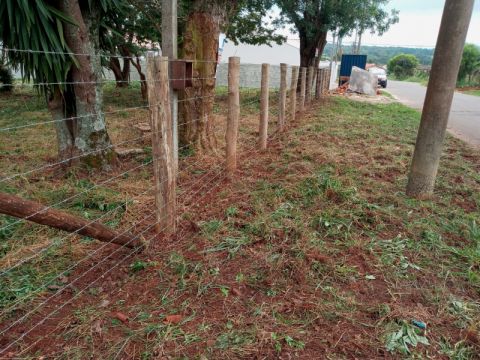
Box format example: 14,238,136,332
56,0,116,169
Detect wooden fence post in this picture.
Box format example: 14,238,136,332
290,66,299,122
259,63,270,150
315,68,321,99
146,54,176,234
324,69,330,94
318,69,323,97
299,67,306,112
306,66,314,104
278,63,287,132
226,56,240,176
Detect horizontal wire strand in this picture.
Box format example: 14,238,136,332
0,94,216,133
0,47,221,62
0,77,217,89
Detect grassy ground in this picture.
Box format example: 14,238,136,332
389,74,429,86
462,90,480,97
1,85,480,359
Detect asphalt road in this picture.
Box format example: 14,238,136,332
387,80,480,148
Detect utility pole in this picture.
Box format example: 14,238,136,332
406,0,474,198
162,0,178,173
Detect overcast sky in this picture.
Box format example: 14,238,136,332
282,0,480,48
361,0,480,47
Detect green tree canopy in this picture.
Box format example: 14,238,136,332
458,43,480,84
274,0,398,67
387,54,420,79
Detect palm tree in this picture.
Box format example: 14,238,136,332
0,0,118,169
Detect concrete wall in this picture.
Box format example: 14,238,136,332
13,59,337,90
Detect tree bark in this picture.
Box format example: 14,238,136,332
179,11,220,152
0,192,144,249
130,56,147,100
109,55,130,88
52,0,116,169
406,0,474,198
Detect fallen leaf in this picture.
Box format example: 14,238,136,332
164,314,183,325
112,312,129,324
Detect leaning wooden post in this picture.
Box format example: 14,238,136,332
146,54,176,234
290,66,299,122
0,192,144,249
259,63,270,150
226,56,240,177
299,67,306,112
278,63,287,132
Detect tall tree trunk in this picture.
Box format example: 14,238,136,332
109,55,130,88
357,32,363,55
179,12,220,152
53,0,116,169
130,56,147,100
315,35,328,68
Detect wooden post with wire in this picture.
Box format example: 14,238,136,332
146,54,176,234
299,67,306,112
315,68,321,100
290,66,299,122
318,68,325,97
278,63,287,131
306,66,314,104
226,56,240,177
323,69,329,94
259,63,270,150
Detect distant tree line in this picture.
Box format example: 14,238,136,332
324,43,434,66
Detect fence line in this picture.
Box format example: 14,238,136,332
0,52,332,356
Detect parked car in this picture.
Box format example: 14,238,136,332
368,67,388,88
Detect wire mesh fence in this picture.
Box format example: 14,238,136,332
0,48,331,356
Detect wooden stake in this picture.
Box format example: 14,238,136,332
315,68,321,100
320,69,325,96
259,63,270,150
226,56,240,176
299,67,306,112
323,69,329,94
146,54,176,234
278,63,287,132
307,66,314,104
0,192,143,249
290,66,299,122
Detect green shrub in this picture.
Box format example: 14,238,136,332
388,54,420,79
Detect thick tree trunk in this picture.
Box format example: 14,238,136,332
406,0,474,197
53,0,116,169
300,32,327,68
179,12,220,152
